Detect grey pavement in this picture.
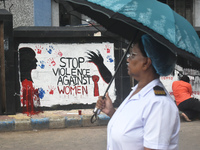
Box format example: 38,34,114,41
0,108,199,134
179,121,200,150
1,109,200,149
0,109,110,132
1,123,200,150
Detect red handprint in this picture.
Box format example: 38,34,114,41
47,58,56,66
55,49,63,57
104,45,111,53
35,45,43,54
48,85,56,95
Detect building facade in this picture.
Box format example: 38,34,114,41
0,0,200,28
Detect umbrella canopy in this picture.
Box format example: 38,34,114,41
58,0,200,70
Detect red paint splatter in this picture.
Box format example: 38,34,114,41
21,79,41,116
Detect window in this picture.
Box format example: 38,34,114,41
167,0,193,25
194,0,200,27
58,0,194,26
59,3,81,26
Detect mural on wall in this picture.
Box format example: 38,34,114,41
161,65,200,100
18,43,116,108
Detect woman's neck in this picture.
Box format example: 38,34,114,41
133,75,159,96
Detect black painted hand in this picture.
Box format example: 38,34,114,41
86,50,104,65
86,50,112,84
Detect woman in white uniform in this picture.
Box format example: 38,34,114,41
96,34,180,150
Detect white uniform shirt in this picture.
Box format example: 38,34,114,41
107,79,180,150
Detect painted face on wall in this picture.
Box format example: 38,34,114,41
19,47,38,82
30,57,38,70
19,47,38,72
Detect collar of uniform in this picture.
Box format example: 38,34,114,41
130,78,161,100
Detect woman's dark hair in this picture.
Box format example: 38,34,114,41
180,75,190,83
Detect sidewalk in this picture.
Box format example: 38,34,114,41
0,109,193,132
0,109,110,132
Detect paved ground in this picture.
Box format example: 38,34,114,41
1,109,200,150
179,121,200,150
0,126,107,150
0,121,200,150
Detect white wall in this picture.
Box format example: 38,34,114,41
51,0,59,26
194,0,200,27
0,0,34,28
18,42,116,107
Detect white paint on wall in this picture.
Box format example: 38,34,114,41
194,0,200,27
18,43,116,107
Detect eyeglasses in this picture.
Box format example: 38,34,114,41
127,52,137,59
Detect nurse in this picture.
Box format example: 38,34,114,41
96,34,180,150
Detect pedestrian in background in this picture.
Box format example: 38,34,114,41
172,75,200,121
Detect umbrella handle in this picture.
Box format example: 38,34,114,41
90,35,138,123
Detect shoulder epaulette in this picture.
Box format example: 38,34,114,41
153,86,166,96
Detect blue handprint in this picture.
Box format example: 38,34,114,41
38,88,45,99
39,61,46,69
46,45,55,54
107,55,114,63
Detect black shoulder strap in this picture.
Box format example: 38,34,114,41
153,86,166,96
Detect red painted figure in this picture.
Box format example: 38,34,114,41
19,47,41,116
21,79,40,115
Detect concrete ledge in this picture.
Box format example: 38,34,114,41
97,114,110,126
49,117,65,129
15,119,32,131
31,118,49,130
65,115,82,128
0,109,198,132
0,110,110,132
82,115,99,127
0,119,15,132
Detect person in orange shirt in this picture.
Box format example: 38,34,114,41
172,75,200,121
